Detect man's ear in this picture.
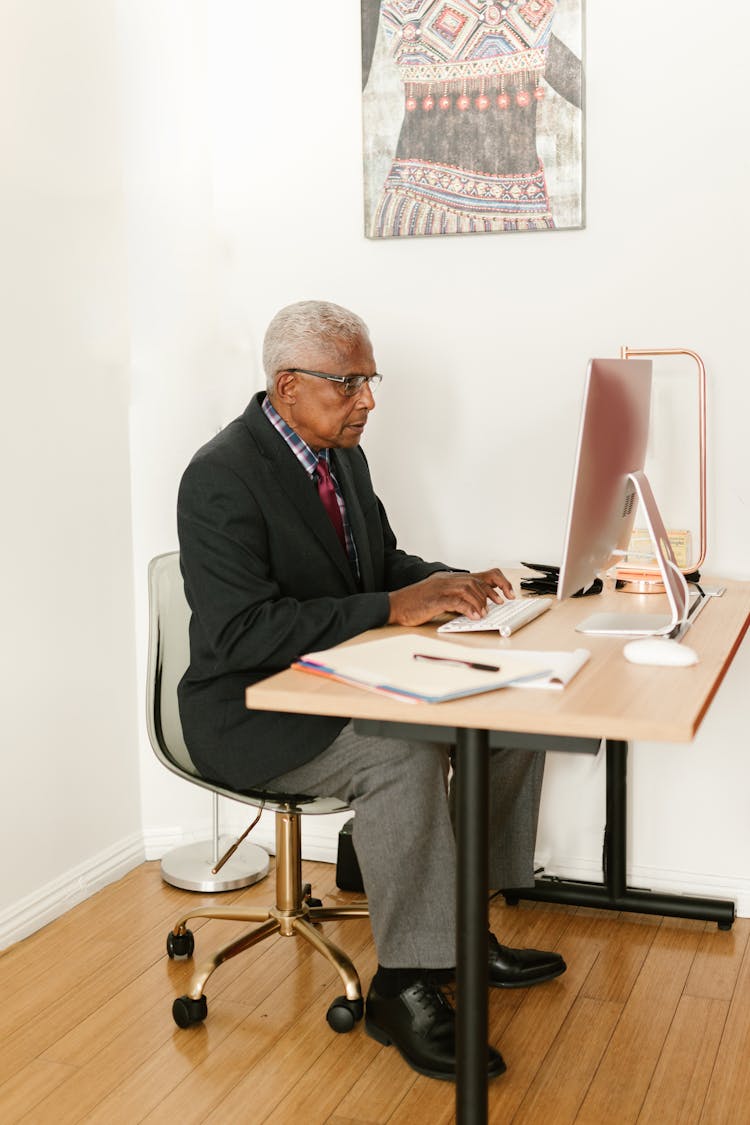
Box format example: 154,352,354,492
274,370,298,405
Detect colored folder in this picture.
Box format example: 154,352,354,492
292,634,555,704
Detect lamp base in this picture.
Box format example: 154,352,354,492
160,838,270,893
616,569,666,594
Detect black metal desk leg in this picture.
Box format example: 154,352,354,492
604,738,627,898
455,727,490,1125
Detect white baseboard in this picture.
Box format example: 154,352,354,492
0,832,145,950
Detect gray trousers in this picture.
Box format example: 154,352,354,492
267,722,544,969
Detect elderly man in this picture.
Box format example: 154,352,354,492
177,299,565,1082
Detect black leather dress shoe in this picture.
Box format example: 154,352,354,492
365,976,506,1082
488,933,566,989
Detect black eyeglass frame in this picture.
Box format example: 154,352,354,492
287,368,383,397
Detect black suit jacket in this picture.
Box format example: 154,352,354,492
177,392,454,788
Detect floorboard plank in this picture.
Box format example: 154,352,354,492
698,937,750,1125
637,995,729,1125
512,995,622,1124
575,919,704,1124
0,1060,77,1125
685,920,750,1001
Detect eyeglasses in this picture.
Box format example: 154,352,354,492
288,368,383,397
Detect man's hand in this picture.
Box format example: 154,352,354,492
468,568,514,601
387,568,514,627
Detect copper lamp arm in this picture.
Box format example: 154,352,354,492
620,346,707,575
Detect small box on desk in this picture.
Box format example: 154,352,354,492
336,817,364,893
625,527,692,569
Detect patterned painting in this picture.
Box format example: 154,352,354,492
361,0,585,238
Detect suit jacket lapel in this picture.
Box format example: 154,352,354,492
243,396,358,590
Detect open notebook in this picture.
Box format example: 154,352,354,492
293,634,569,704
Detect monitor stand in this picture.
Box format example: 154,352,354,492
575,471,690,637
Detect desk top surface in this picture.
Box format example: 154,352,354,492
245,573,750,743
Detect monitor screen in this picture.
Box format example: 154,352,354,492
557,357,689,636
558,357,652,601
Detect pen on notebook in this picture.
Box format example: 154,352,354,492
412,653,501,673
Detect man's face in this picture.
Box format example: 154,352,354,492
273,333,377,452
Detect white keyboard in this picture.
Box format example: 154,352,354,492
438,597,553,637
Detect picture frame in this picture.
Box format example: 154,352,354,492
361,0,585,239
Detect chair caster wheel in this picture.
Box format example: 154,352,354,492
166,929,195,958
326,996,363,1033
172,994,208,1028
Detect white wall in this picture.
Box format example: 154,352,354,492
0,1,143,944
126,0,750,910
2,0,748,946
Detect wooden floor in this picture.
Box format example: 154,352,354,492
1,860,749,1124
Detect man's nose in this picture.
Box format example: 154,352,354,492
360,381,376,409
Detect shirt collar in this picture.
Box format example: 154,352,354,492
261,393,330,477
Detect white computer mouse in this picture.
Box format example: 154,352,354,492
623,638,699,667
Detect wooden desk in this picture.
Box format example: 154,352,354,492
246,574,750,1125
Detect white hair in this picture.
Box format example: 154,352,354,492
262,300,371,392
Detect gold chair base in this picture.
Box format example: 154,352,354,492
168,807,369,1008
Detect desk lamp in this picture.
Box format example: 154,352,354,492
616,347,707,594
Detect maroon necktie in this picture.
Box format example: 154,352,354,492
315,456,346,551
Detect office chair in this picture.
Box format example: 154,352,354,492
146,551,369,1032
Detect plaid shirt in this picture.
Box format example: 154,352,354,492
262,394,360,577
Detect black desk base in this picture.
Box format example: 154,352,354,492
502,739,736,931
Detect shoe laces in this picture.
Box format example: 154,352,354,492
413,976,454,1039
425,970,456,1008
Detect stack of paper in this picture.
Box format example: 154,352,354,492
510,648,590,690
293,634,559,704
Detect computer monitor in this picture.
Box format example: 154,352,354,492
557,357,690,636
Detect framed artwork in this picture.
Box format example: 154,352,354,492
361,0,585,238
